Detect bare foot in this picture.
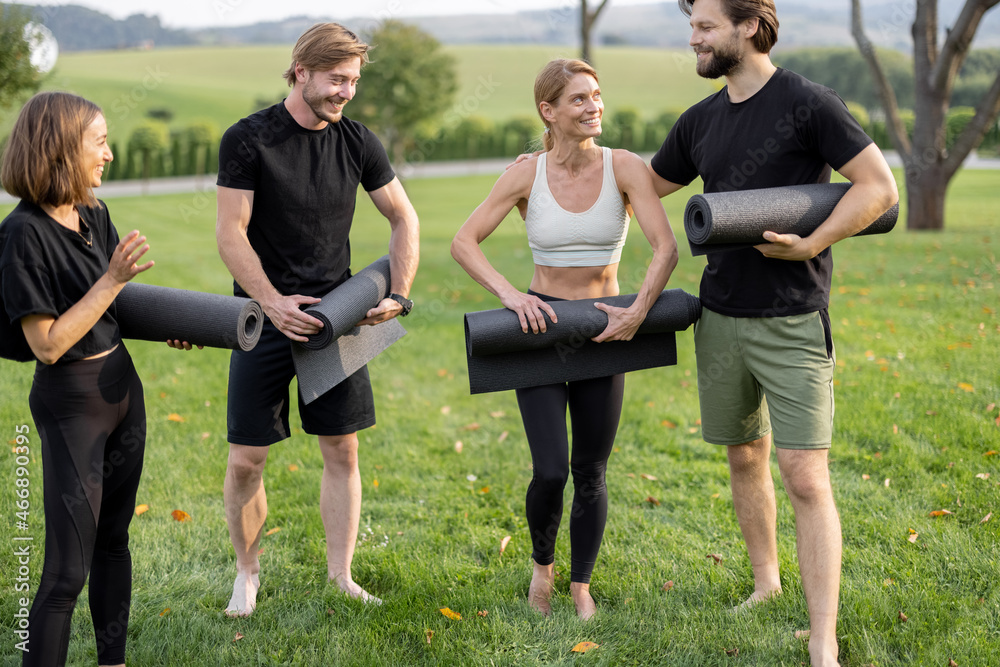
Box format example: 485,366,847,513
730,587,782,613
570,582,596,621
225,571,260,617
808,634,840,667
331,575,382,605
528,561,554,616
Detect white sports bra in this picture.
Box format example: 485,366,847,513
524,146,631,267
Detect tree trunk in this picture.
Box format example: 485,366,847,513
905,161,947,230
580,0,611,65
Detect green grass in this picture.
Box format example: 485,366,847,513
0,168,998,665
0,44,716,145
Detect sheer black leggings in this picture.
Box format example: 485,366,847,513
25,344,145,667
515,373,624,584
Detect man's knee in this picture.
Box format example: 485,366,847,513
227,445,267,484
727,437,771,476
319,434,359,468
781,468,832,504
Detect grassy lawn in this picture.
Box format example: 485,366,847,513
0,168,997,665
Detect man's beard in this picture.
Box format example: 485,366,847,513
302,78,345,124
696,36,744,79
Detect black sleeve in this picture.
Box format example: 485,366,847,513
806,90,873,171
359,126,396,193
650,113,699,187
216,122,258,191
1,225,59,323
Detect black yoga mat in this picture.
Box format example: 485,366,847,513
116,282,263,351
684,182,899,256
464,289,701,394
291,255,407,404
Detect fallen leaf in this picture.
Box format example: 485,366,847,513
926,410,938,416
571,642,599,653
159,608,170,616
440,405,451,415
711,492,720,499
489,410,506,418
640,473,658,481
233,632,244,642
984,450,998,457
498,430,509,443
159,391,167,399
373,479,379,488
135,504,150,516
725,647,739,657
439,607,462,621
907,532,919,543
500,535,511,554
265,527,280,536
425,629,434,644
463,422,481,431
958,382,975,393
454,440,463,453
662,580,675,592
478,609,488,617
981,512,993,525
327,609,334,616
794,630,810,640
898,611,908,623
166,413,185,423
988,403,997,412
884,478,891,487
645,496,660,506
171,509,191,522
976,473,990,480
883,578,895,586
892,424,898,434
862,474,871,481
929,509,954,517
687,427,699,434
707,553,723,564
288,464,299,472
201,432,211,440
437,368,448,377
661,420,677,428
479,486,489,494
948,660,958,667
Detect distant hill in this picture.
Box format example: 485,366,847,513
16,1,1000,53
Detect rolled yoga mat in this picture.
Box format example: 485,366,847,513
683,182,899,256
115,282,263,351
464,289,701,394
292,255,406,404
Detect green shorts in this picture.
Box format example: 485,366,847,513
693,307,835,450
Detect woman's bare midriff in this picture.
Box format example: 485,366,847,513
83,343,118,360
529,263,620,300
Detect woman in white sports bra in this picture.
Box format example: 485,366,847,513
451,59,679,620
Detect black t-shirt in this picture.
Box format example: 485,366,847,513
0,200,121,362
216,102,396,298
651,68,873,317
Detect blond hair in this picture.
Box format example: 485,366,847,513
283,22,370,86
533,59,599,151
1,92,102,208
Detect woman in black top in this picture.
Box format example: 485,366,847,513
0,92,153,667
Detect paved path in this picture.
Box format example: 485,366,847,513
2,151,997,204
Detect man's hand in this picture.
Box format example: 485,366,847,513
357,297,403,326
754,231,820,261
166,340,203,351
592,302,644,343
505,150,542,171
262,294,324,342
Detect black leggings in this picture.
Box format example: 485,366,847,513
25,344,145,667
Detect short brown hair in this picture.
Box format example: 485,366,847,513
283,22,370,86
534,59,600,151
679,0,779,54
0,92,102,208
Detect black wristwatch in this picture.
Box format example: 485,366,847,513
387,293,413,316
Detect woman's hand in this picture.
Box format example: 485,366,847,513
166,340,203,351
592,302,645,342
499,289,558,334
108,230,154,285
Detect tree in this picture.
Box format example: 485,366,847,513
0,5,42,110
349,20,458,166
580,0,612,65
852,0,1000,230
129,120,168,193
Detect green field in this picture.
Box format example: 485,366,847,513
0,168,997,665
0,43,717,145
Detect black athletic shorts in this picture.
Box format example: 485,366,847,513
227,322,376,446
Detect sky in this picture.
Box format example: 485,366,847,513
26,0,666,29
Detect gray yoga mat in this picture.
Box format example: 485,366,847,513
115,282,263,350
292,255,407,404
464,289,701,394
684,182,899,256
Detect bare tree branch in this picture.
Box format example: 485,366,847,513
943,70,1000,178
851,0,912,156
931,0,999,95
